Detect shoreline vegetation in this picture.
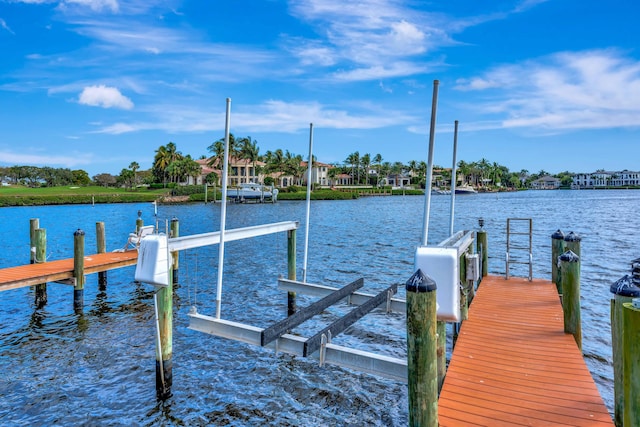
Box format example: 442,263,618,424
0,184,637,207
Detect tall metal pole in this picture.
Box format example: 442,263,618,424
215,98,231,319
302,123,314,283
421,80,440,246
448,120,459,237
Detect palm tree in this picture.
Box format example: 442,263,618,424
373,153,383,187
457,160,470,186
345,151,360,184
129,161,139,186
360,153,371,185
153,145,171,186
238,136,260,182
207,133,238,166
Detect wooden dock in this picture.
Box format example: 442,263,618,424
438,275,613,426
0,251,138,292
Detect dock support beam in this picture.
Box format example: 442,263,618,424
622,301,640,427
436,320,446,393
156,276,173,399
610,275,640,426
73,229,85,312
170,217,179,284
551,229,564,294
34,228,47,308
30,218,39,264
476,228,488,279
96,221,107,289
136,211,143,234
559,250,581,350
564,231,581,258
287,229,296,316
406,269,438,427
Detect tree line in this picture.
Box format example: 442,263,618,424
0,136,575,189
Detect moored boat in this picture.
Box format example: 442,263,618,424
228,182,278,201
455,185,477,194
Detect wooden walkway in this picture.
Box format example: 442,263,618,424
439,275,613,426
0,251,138,292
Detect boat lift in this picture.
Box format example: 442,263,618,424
134,88,476,387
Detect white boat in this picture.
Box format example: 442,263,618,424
228,183,278,201
431,188,451,195
455,185,477,194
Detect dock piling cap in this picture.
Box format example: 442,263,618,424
551,229,564,240
559,250,579,263
563,231,581,242
611,274,640,297
406,269,436,293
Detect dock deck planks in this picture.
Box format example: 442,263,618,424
0,250,138,291
438,275,613,426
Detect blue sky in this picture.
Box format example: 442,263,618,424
1,0,639,177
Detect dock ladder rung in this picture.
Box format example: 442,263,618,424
505,218,533,281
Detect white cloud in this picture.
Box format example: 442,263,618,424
0,18,15,34
78,85,134,109
60,0,119,13
90,99,417,134
454,50,640,132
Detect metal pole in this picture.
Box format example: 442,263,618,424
421,80,439,246
215,98,231,319
302,123,314,283
448,120,458,237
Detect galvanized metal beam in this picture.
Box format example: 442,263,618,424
436,229,474,256
167,221,299,252
261,278,364,346
277,278,406,313
188,311,407,383
303,283,398,357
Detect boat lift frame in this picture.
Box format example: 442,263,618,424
159,220,408,383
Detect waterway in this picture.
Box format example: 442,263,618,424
1,189,636,425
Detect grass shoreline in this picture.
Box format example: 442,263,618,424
0,185,428,207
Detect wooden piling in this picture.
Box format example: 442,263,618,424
287,229,297,316
96,222,107,288
136,211,143,234
437,320,446,394
610,275,640,426
30,218,39,264
406,269,437,427
156,271,173,399
476,229,488,279
551,229,565,294
559,250,581,350
459,252,468,322
622,301,640,427
564,231,581,258
73,229,85,312
170,217,179,284
34,228,47,308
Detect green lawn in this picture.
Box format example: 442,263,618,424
0,185,169,206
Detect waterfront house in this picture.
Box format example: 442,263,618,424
531,175,560,190
572,170,640,189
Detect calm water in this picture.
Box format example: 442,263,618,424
1,190,637,425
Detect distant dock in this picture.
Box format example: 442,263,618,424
0,250,137,292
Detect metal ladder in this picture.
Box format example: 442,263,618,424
505,218,533,281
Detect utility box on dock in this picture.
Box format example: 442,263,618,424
466,253,480,282
415,246,461,322
135,234,170,287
